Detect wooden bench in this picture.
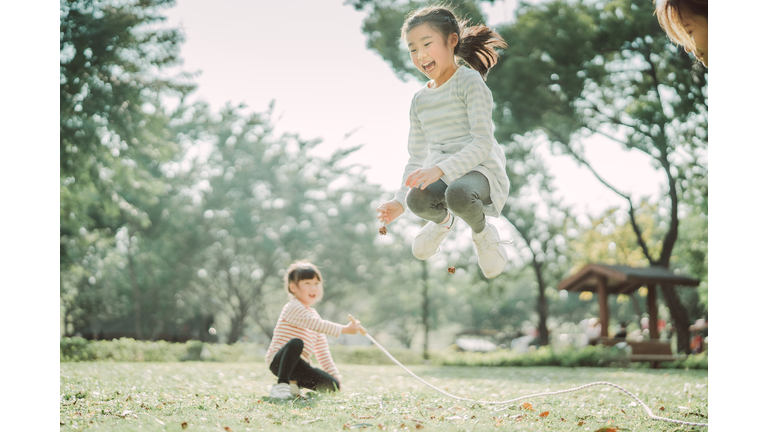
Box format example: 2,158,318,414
599,338,687,368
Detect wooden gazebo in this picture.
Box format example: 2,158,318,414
558,264,700,339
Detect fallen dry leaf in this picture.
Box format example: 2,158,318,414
181,421,188,429
522,403,534,411
577,421,585,426
539,411,549,418
244,417,249,423
593,428,617,432
377,424,386,430
659,406,665,411
224,427,233,432
415,424,424,429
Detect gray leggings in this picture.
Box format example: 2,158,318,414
406,171,492,233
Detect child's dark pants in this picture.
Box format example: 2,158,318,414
269,338,339,392
406,171,492,233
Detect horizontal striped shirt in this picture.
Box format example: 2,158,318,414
394,66,510,218
265,299,343,378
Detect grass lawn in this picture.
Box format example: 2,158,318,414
60,362,707,431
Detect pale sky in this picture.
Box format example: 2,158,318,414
162,0,668,225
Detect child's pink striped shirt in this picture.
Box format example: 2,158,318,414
265,299,343,378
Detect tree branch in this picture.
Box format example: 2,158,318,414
559,144,654,262
587,101,654,144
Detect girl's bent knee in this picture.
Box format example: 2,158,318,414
445,185,475,213
406,189,435,215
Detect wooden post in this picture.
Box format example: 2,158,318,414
597,276,609,338
647,284,659,339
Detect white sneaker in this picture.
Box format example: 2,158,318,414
269,383,292,400
412,218,454,260
289,382,303,398
471,223,509,278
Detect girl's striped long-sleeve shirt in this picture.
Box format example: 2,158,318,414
265,299,343,378
394,65,510,218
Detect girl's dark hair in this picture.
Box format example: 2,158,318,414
401,5,507,80
655,0,708,50
284,261,323,298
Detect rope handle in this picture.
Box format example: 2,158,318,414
348,314,367,335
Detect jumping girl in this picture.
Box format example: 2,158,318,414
265,261,362,399
376,5,511,278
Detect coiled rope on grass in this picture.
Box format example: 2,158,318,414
362,332,708,428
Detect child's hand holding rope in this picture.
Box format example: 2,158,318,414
342,314,366,335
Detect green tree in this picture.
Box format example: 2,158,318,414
60,0,191,260
190,103,393,343
489,0,707,353
501,135,573,346
60,0,204,338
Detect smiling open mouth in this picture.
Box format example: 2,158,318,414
422,61,435,73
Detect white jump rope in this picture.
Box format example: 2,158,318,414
347,315,708,428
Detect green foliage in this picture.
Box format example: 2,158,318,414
183,101,397,343
442,345,630,368
61,337,705,369
60,0,192,264
60,0,206,339
60,337,261,362
330,345,429,365
569,203,664,269
662,350,708,369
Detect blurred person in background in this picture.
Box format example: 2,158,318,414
614,322,628,339
655,0,708,67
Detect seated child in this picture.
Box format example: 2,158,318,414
265,261,362,399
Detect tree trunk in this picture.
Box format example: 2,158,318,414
532,261,550,346
421,259,429,360
228,314,245,344
127,240,143,340
226,271,250,344
659,283,692,354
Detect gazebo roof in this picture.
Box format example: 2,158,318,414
558,263,700,295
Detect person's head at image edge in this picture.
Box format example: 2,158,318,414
655,0,708,67
284,261,323,307
400,4,507,87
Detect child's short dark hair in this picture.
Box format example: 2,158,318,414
284,261,323,298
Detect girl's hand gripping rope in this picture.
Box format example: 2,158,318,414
344,314,367,335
